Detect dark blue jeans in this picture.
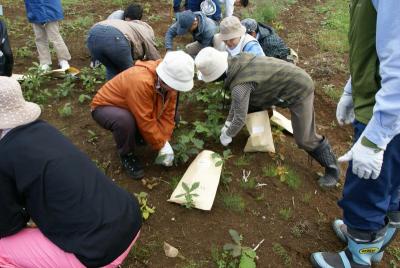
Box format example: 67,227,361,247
87,25,133,80
339,121,400,231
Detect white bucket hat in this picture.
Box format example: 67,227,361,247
195,47,228,83
219,16,246,41
156,51,194,92
0,76,41,129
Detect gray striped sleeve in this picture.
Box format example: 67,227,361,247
226,82,255,137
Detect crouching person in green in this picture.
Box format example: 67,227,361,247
195,47,340,187
0,76,141,268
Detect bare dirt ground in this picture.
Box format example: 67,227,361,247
4,0,398,267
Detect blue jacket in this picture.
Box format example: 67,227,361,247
24,0,64,24
165,11,217,50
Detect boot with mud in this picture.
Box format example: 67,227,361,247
308,137,340,187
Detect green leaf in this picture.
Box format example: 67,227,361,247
175,193,185,198
223,243,236,251
239,249,256,268
182,182,190,192
215,160,223,167
229,229,242,245
191,193,199,197
192,138,204,149
190,181,200,192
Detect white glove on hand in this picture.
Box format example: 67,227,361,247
220,130,232,146
338,136,384,179
158,141,174,167
336,92,355,126
221,121,232,133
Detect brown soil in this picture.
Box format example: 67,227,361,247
4,0,397,267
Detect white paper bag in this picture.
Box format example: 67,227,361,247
244,111,275,153
270,110,293,134
168,150,222,210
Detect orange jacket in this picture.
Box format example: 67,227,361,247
91,60,177,150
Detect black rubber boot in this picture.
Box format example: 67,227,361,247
120,153,144,180
308,137,340,187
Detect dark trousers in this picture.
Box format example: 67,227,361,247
92,106,139,156
87,25,133,80
339,121,400,231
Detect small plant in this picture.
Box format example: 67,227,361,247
15,46,33,58
262,165,277,177
175,181,200,209
279,207,292,221
58,103,73,117
264,165,301,189
21,63,52,104
240,177,257,190
134,192,155,220
301,192,313,204
235,155,252,167
79,66,105,93
272,243,292,267
55,75,75,99
78,94,91,103
212,229,257,268
169,175,180,190
87,130,98,143
172,130,204,164
221,193,245,213
212,149,233,167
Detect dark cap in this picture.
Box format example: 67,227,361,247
176,10,196,35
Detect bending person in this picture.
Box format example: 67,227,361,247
0,77,142,268
195,47,340,187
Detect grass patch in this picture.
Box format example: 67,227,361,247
240,177,257,190
243,0,297,23
272,243,292,267
221,193,246,213
322,84,342,102
279,207,292,221
315,0,349,53
263,165,301,189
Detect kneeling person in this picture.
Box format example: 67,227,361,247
195,47,340,187
91,51,195,179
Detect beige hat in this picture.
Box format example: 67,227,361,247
156,51,194,92
195,47,228,83
0,76,41,129
219,16,246,41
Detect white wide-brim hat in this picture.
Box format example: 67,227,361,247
195,47,228,83
0,77,41,129
156,51,194,92
219,16,247,41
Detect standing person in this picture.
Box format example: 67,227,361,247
311,1,400,267
87,15,160,80
241,18,292,62
91,51,194,179
0,19,13,76
107,3,143,21
195,47,340,187
174,0,222,22
24,0,71,71
219,0,249,17
0,77,142,268
213,16,264,57
165,10,217,57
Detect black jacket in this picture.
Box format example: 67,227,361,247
257,22,291,61
0,19,13,76
0,120,142,267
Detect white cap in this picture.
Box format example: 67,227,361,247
195,47,228,83
156,51,194,92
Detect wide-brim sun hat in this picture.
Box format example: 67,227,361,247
195,47,228,83
219,16,246,41
156,51,194,92
0,76,41,129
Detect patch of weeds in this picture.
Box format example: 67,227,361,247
272,243,292,267
301,192,313,204
15,46,33,58
387,246,400,263
279,207,292,221
175,181,200,209
21,63,52,105
61,15,94,34
78,94,91,103
79,66,105,93
87,130,98,144
129,240,159,265
262,165,277,177
92,159,111,173
264,165,301,189
134,192,155,220
221,193,246,213
242,0,297,23
240,177,257,190
290,221,310,238
322,84,341,102
58,103,73,117
55,75,75,99
172,130,204,164
212,229,257,268
235,154,252,167
283,168,301,189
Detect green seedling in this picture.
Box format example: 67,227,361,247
279,207,292,221
175,181,200,209
55,75,75,99
134,192,155,220
58,103,73,117
78,94,91,103
87,130,98,143
221,193,245,213
240,177,257,190
272,243,291,267
172,130,204,164
235,155,252,167
21,63,52,104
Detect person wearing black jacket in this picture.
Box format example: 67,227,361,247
0,76,142,268
0,19,13,76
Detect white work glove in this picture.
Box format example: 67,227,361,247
157,141,174,167
221,121,232,133
336,91,355,126
220,130,232,146
338,136,384,179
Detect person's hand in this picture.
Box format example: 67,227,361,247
220,130,232,146
336,91,355,125
158,141,174,167
221,121,231,133
338,136,384,179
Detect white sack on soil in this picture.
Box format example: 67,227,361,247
270,110,293,135
168,150,222,210
244,111,275,153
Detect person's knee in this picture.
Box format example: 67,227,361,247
113,112,136,132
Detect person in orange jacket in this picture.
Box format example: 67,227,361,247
91,51,194,179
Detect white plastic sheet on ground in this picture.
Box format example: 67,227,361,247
270,110,293,134
168,150,222,210
244,111,275,153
